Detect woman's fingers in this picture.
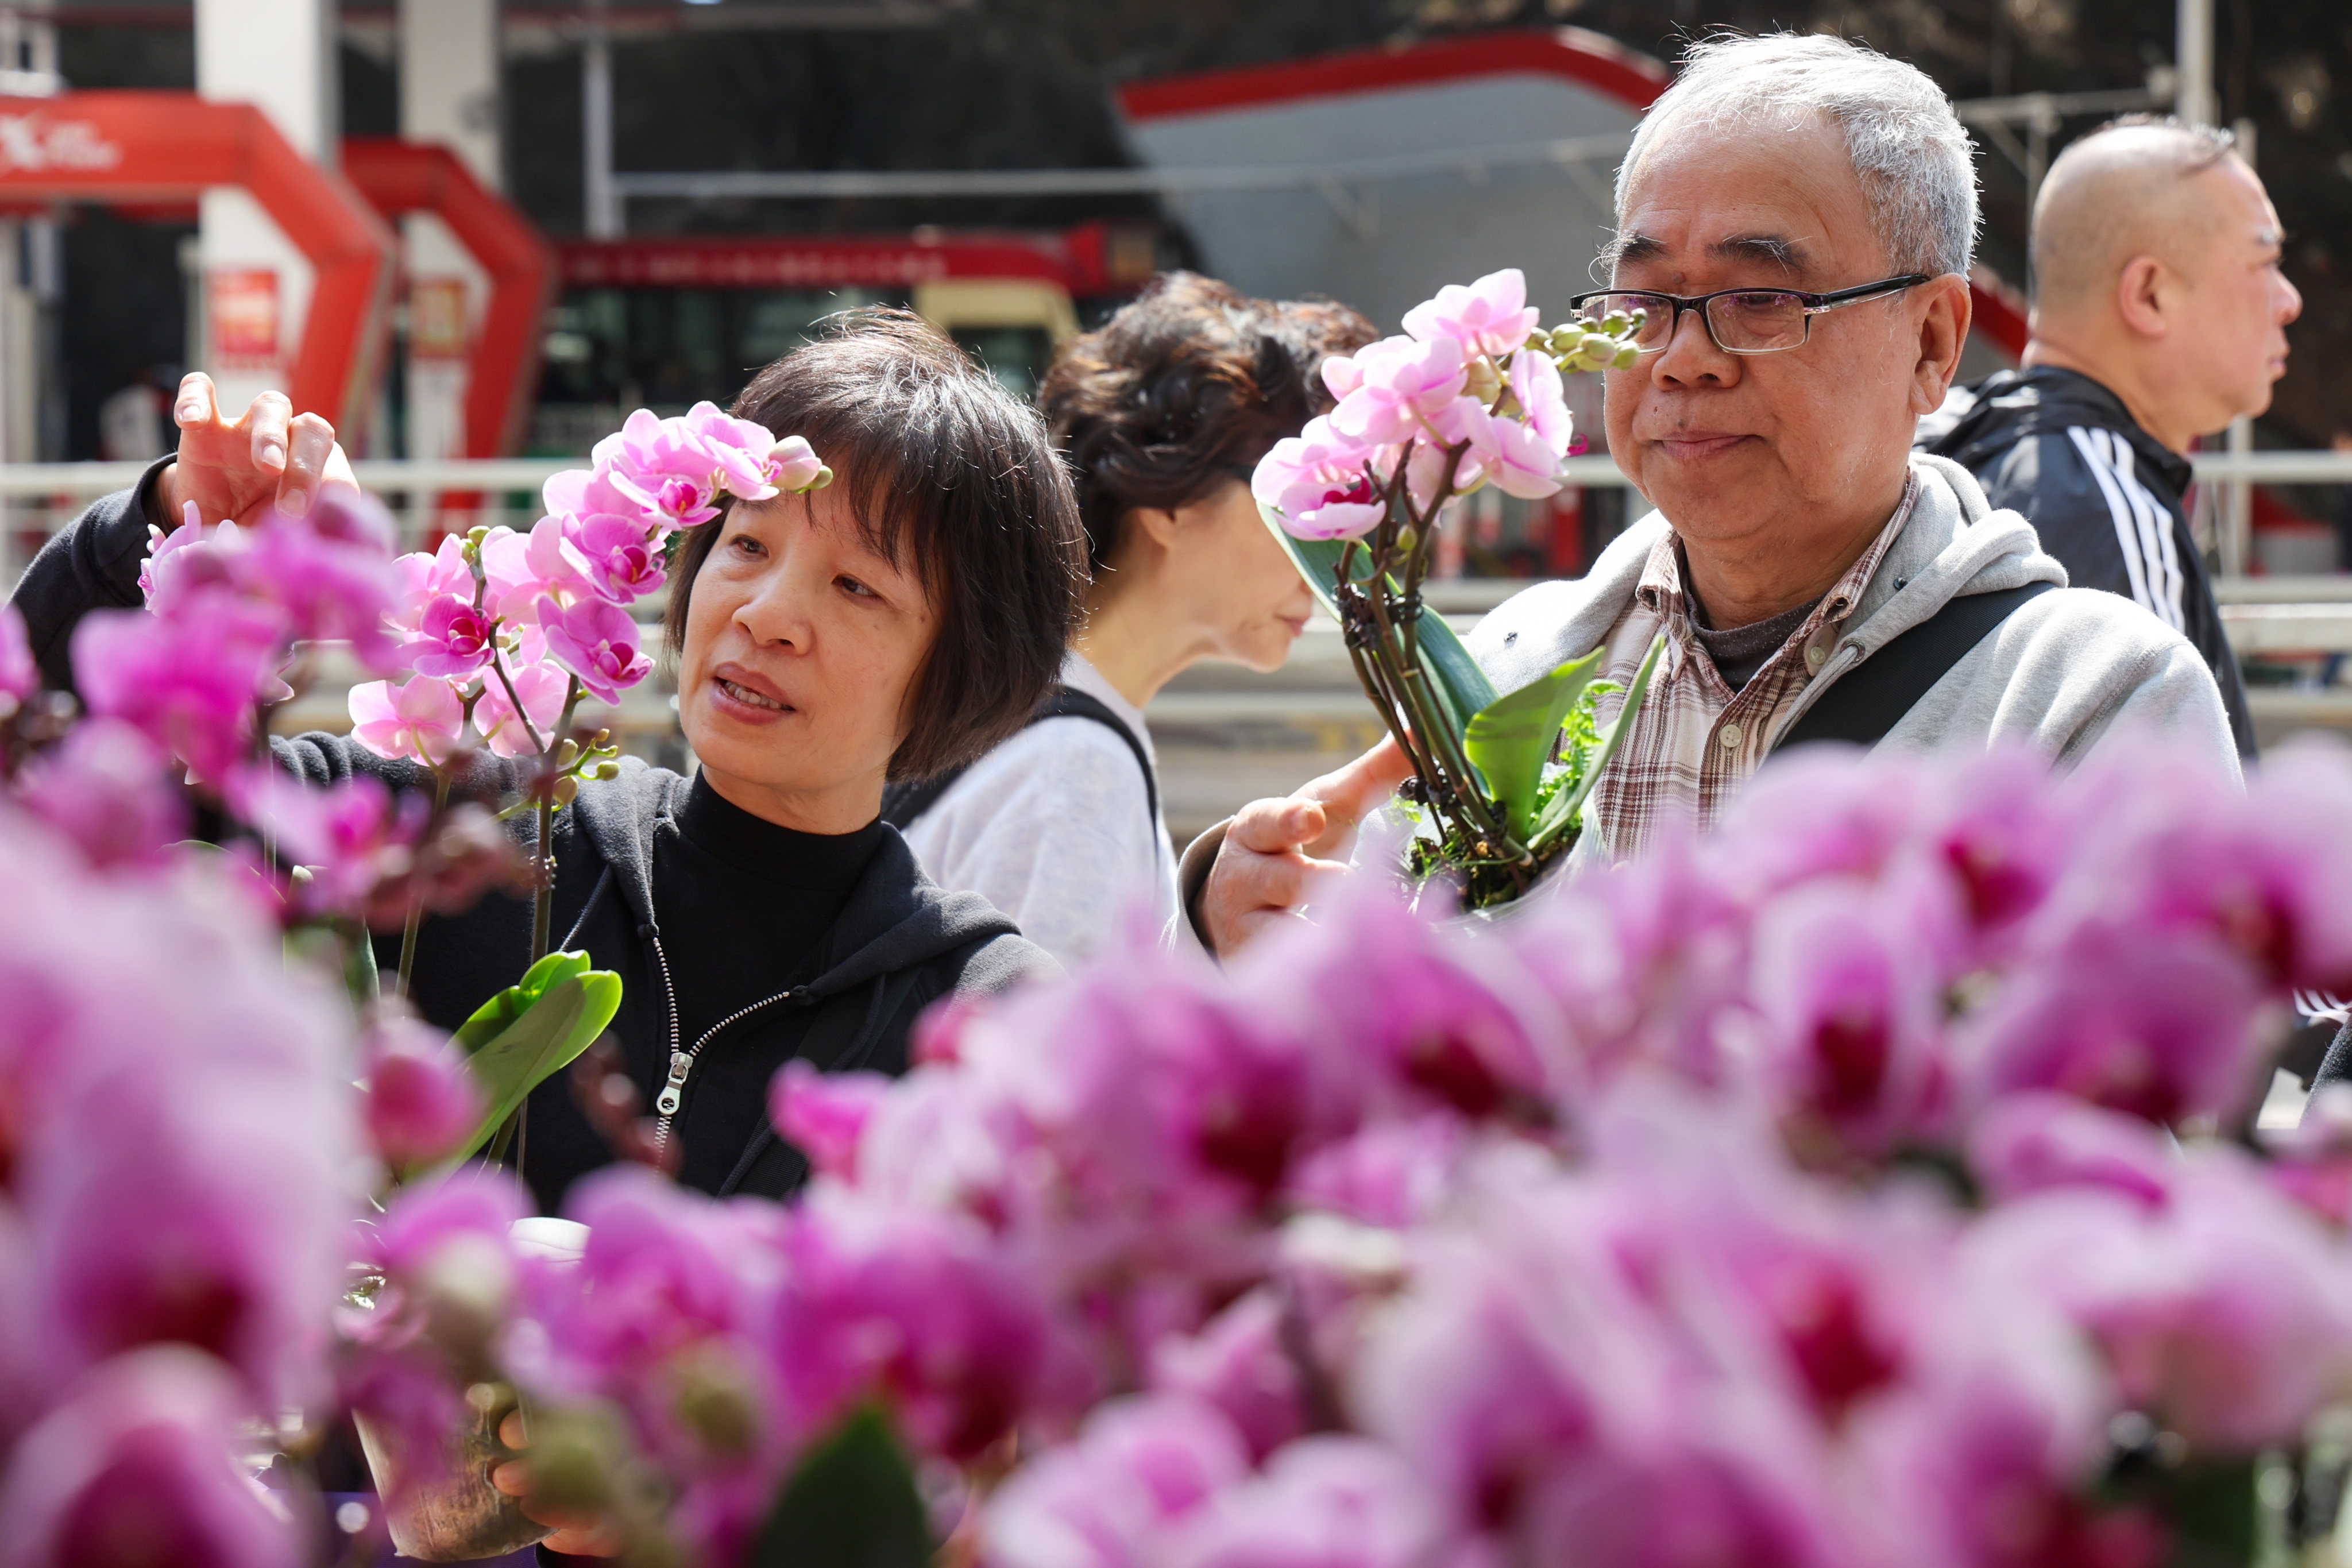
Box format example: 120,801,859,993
173,372,215,430
244,389,293,478
280,411,337,516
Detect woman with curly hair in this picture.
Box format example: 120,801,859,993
886,273,1376,965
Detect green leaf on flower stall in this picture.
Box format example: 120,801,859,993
1259,499,1499,750
1527,631,1666,852
450,960,623,1163
1463,647,1607,840
453,949,593,1053
750,1404,933,1568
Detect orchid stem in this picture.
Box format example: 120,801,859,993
395,768,453,998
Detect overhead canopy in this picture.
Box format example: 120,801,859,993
1117,29,1666,333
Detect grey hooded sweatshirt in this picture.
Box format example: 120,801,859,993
1467,454,2240,785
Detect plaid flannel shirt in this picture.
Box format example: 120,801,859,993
1583,473,1921,859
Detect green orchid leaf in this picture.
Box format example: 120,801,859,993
1260,499,1497,752
1463,647,1606,840
1529,632,1667,852
452,949,592,1054
749,1404,932,1568
451,968,623,1163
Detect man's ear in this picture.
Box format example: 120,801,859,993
1910,272,1972,415
2114,255,2173,340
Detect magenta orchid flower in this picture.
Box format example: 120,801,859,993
403,592,499,678
0,603,36,706
12,719,187,870
0,1347,303,1568
536,594,653,704
71,593,287,782
361,1017,485,1176
561,511,669,605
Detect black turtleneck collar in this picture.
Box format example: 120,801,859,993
674,770,886,890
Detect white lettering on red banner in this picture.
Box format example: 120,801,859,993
0,115,123,175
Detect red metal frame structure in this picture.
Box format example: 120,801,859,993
554,221,1150,297
0,92,394,429
343,137,556,458
1117,26,1670,120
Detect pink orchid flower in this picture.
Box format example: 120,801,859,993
1400,267,1543,358
481,516,592,625
593,409,726,525
681,401,788,500
349,673,467,767
472,657,569,758
1253,417,1387,541
767,433,828,493
1508,341,1575,456
536,594,653,704
389,535,475,634
1327,335,1469,447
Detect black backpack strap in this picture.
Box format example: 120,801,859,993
1035,686,1160,833
1772,581,2057,752
879,683,1160,840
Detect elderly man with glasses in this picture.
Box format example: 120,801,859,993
1185,31,2239,956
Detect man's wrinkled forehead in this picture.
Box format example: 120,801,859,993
1608,111,1868,287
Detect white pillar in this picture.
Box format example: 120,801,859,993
583,33,620,240
2176,0,2215,127
196,0,337,419
399,0,501,471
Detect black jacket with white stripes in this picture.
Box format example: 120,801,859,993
1918,365,2256,759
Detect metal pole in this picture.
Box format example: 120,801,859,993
2221,115,2257,577
2176,0,2215,127
582,27,620,238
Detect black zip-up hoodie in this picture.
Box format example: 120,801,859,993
1917,365,2256,759
10,468,1052,1210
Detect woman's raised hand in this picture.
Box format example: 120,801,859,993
156,372,358,530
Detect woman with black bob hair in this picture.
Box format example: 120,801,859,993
12,308,1087,1211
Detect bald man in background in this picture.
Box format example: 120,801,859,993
1920,116,2298,759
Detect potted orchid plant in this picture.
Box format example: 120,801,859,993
1252,268,1659,908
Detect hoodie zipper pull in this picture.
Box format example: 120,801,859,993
655,1050,691,1115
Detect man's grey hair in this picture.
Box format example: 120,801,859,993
1612,33,1980,279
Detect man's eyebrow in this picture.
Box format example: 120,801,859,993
1708,234,1810,275
1598,231,1668,271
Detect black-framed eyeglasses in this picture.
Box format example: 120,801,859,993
1565,274,1933,356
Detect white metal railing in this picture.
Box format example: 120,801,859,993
0,449,2342,502
0,458,575,500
